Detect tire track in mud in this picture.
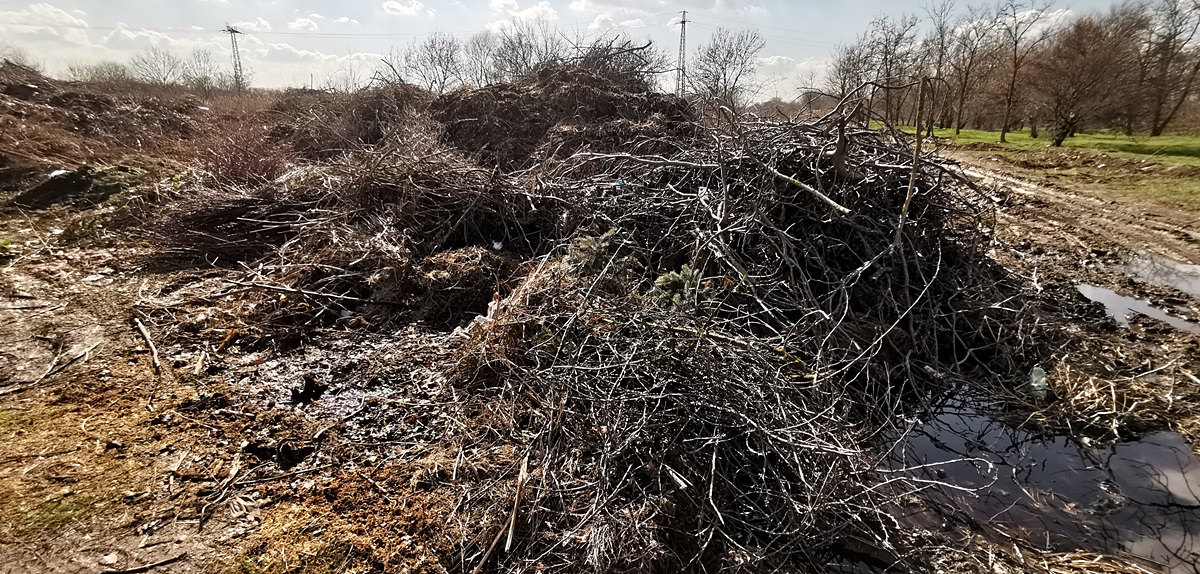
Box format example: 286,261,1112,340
956,161,1200,264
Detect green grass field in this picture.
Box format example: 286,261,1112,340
915,127,1200,209
924,127,1200,167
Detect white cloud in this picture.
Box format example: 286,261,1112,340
253,43,379,66
586,13,642,30
309,13,326,20
286,17,319,31
382,0,430,16
0,3,93,45
587,13,613,29
485,0,558,30
489,0,519,12
573,0,763,18
102,26,224,53
567,0,648,14
757,55,795,68
232,17,271,32
333,16,360,24
257,42,341,63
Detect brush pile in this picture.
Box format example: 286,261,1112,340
150,64,1037,571
0,60,201,191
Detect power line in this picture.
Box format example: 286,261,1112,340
10,16,839,53
698,13,846,40
687,21,837,50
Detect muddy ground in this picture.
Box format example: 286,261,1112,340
2,91,1199,573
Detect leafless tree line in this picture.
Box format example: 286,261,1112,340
372,20,769,111
372,20,679,94
65,46,246,94
825,0,1200,141
17,17,770,114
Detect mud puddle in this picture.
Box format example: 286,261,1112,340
1077,283,1200,334
892,395,1200,572
1123,251,1200,300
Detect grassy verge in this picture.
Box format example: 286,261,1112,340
925,127,1200,167
916,127,1200,209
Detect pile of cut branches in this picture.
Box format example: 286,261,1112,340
438,111,1035,571
148,66,1042,571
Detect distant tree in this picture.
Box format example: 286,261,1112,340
377,47,405,85
129,46,184,85
947,5,1000,133
403,31,463,93
862,14,922,125
0,42,40,71
461,31,502,87
1141,0,1200,136
492,18,565,82
65,60,135,84
922,0,957,132
325,58,368,92
994,0,1056,143
181,49,229,94
1029,10,1145,145
688,27,766,110
825,38,874,99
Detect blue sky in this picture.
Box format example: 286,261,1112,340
0,0,1118,94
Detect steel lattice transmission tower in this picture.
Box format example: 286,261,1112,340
222,24,246,91
675,10,688,96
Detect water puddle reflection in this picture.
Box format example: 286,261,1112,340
1124,251,1200,300
1077,284,1200,334
892,395,1200,571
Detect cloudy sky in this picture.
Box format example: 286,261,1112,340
1,0,1116,96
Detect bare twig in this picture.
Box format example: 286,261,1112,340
133,318,160,374
101,552,187,574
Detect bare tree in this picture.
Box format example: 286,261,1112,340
688,28,766,110
66,60,135,84
864,14,922,125
492,18,565,82
377,46,405,84
399,31,464,93
1029,10,1145,145
461,31,502,87
826,39,874,99
948,5,1000,133
922,0,957,133
1140,0,1200,136
0,42,40,71
325,58,368,92
129,46,184,85
181,49,228,94
994,0,1056,142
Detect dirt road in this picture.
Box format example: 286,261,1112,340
954,152,1200,265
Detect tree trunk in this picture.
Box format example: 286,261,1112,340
1052,115,1076,147
954,86,968,135
1000,51,1020,144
